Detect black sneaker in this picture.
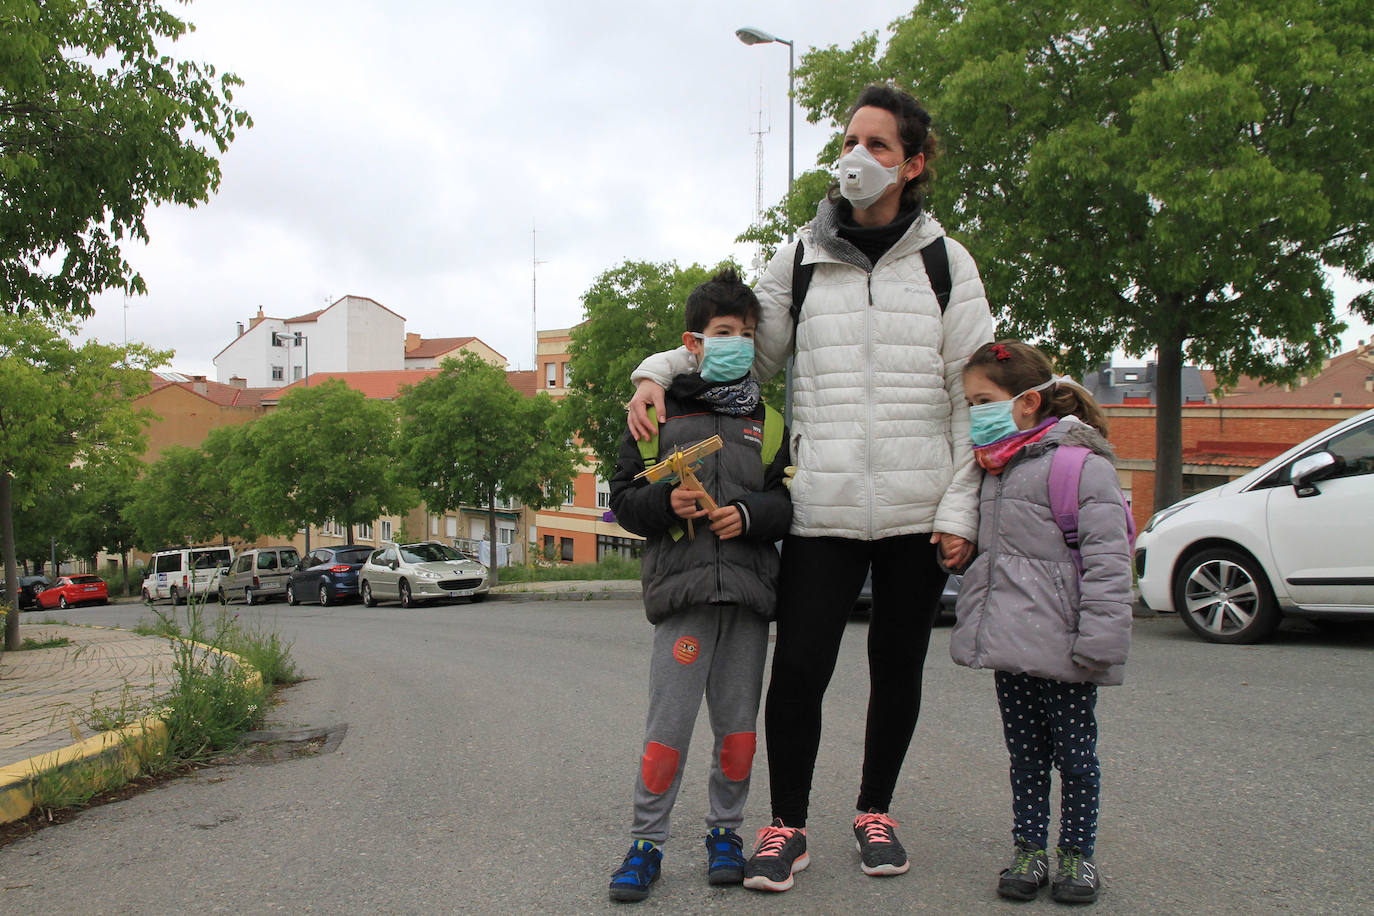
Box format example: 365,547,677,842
742,818,810,892
997,841,1049,901
853,809,910,876
1051,846,1100,904
609,840,662,903
705,827,746,885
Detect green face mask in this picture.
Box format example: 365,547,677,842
693,334,754,382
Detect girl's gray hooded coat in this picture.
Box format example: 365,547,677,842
950,416,1133,686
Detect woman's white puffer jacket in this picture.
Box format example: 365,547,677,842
634,201,993,541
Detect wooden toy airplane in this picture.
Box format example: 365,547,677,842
634,435,724,539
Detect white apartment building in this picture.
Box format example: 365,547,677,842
213,296,407,387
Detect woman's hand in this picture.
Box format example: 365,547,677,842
627,379,666,442
930,532,974,570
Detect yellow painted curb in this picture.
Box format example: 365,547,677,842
0,625,263,825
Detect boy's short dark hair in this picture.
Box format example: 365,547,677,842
684,267,761,333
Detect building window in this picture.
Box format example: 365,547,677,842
271,333,284,347
271,365,284,381
560,537,574,562
562,362,571,385
293,365,304,381
380,520,392,541
430,516,439,535
357,522,373,540
563,484,576,506
546,362,557,388
445,516,458,538
596,477,610,509
598,534,643,561
497,526,514,545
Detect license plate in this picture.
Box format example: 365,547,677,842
448,589,472,597
84,586,97,591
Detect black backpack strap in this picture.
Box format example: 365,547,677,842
790,239,813,325
920,237,951,313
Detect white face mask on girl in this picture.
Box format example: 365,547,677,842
838,144,909,210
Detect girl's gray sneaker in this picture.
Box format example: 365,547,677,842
997,841,1049,900
1051,847,1100,904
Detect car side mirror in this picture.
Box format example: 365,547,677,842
1291,451,1340,498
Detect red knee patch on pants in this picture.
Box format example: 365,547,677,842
720,732,756,782
640,741,679,795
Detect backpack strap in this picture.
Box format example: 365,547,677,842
1049,445,1090,577
761,404,784,467
1049,444,1137,579
919,237,952,313
790,236,952,326
635,407,683,542
790,240,813,326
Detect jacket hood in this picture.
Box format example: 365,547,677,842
809,196,943,270
1029,415,1117,463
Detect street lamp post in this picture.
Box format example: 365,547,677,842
736,25,797,424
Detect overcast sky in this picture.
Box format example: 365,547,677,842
73,0,1373,378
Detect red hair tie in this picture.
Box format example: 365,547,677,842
991,344,1012,361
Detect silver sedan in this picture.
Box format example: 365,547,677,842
359,542,491,608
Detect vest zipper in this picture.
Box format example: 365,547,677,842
865,268,876,538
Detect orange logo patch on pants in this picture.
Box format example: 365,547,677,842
673,636,700,665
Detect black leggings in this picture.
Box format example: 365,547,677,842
764,534,947,827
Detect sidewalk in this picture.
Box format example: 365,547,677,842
0,623,181,823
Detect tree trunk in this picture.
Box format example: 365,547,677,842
3,474,20,651
487,494,499,586
121,549,130,598
1153,319,1186,513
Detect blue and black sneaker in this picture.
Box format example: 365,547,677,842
705,827,746,885
609,840,662,903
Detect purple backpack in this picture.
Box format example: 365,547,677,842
1048,446,1137,577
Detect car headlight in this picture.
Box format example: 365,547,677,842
1143,502,1188,533
416,570,441,580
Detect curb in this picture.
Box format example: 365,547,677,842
488,587,641,602
0,628,263,826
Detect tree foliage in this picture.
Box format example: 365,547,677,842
1,0,251,318
792,0,1374,508
393,354,580,579
562,260,729,472
239,380,414,540
0,316,165,647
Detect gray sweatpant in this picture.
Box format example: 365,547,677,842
630,604,770,845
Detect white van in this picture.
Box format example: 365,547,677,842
141,546,235,604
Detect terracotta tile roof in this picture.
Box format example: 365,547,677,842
143,372,274,408
1182,452,1273,469
506,370,538,397
405,336,476,358
1207,345,1374,407
284,309,324,323
262,369,442,402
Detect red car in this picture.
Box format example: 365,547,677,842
35,575,109,610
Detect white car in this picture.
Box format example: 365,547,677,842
1135,407,1374,643
358,542,490,608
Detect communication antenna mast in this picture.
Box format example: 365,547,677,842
532,222,547,371
749,86,771,274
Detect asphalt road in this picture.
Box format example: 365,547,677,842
1,597,1370,914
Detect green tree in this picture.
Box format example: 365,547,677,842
393,354,580,584
67,459,141,594
0,317,165,649
563,260,729,473
790,0,1374,510
240,380,413,541
2,0,250,319
125,431,259,551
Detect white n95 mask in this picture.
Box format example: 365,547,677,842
838,144,907,210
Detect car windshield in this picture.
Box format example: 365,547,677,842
400,543,464,563
335,548,373,565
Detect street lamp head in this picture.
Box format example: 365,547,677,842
736,26,780,46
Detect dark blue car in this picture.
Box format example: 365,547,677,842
285,545,373,607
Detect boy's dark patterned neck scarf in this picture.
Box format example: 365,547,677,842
694,375,761,415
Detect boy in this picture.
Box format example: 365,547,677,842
606,267,793,902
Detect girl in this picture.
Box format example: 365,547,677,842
950,340,1133,905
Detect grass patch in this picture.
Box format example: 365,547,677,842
497,555,640,583
15,635,73,651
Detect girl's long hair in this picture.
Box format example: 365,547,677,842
965,340,1110,436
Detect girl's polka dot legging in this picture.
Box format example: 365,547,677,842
994,670,1100,855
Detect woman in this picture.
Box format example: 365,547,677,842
627,84,993,893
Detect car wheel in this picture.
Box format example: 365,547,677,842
169,586,180,607
285,583,298,606
59,595,69,609
142,588,151,603
362,581,376,607
218,588,227,606
245,587,256,607
319,584,332,608
399,580,413,608
1174,547,1281,644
